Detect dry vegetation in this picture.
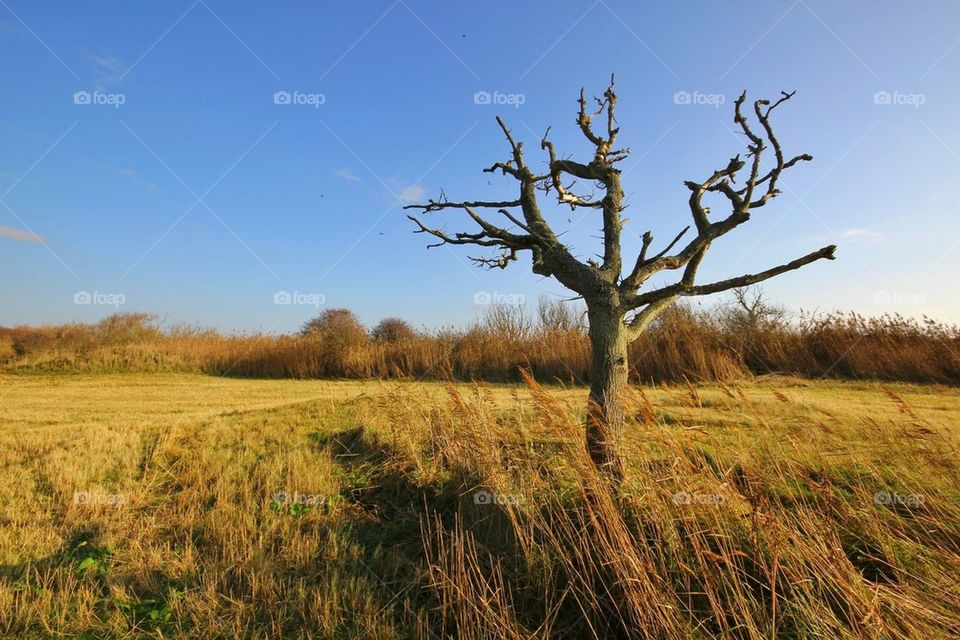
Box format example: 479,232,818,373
1,372,959,638
2,299,959,637
2,298,959,384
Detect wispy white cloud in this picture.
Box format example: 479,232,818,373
117,167,163,194
334,168,362,183
0,225,44,244
837,228,884,244
807,228,884,247
87,53,126,90
387,177,427,203
398,184,426,203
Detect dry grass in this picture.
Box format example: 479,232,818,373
1,372,958,638
3,306,960,384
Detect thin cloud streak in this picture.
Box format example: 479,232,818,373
0,225,44,243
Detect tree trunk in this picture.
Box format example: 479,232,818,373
585,307,629,481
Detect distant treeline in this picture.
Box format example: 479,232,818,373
2,294,958,384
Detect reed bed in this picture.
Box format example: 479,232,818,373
2,303,958,384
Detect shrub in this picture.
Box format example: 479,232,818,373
372,318,417,343
299,309,367,344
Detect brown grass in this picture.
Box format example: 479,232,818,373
1,373,958,638
3,305,959,384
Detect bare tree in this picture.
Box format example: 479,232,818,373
723,287,788,333
537,296,585,333
406,76,835,479
719,287,788,368
480,304,534,342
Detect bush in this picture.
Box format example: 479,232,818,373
372,318,417,343
300,309,367,344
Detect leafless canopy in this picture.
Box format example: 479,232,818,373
405,76,835,339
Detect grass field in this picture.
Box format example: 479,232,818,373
1,373,959,638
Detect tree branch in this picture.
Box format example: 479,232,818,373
621,90,813,296
404,198,521,213
626,245,836,309
405,205,537,270
405,82,829,338
620,225,689,292
541,127,603,209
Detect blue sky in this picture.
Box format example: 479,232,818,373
1,1,958,332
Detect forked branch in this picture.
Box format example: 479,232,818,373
620,88,827,315
406,80,834,337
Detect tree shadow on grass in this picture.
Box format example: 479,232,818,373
1,524,186,637
310,425,523,636
0,525,106,586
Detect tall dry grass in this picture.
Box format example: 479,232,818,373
2,301,959,384
2,373,958,637
403,375,960,639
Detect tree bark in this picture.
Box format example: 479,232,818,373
585,306,629,481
